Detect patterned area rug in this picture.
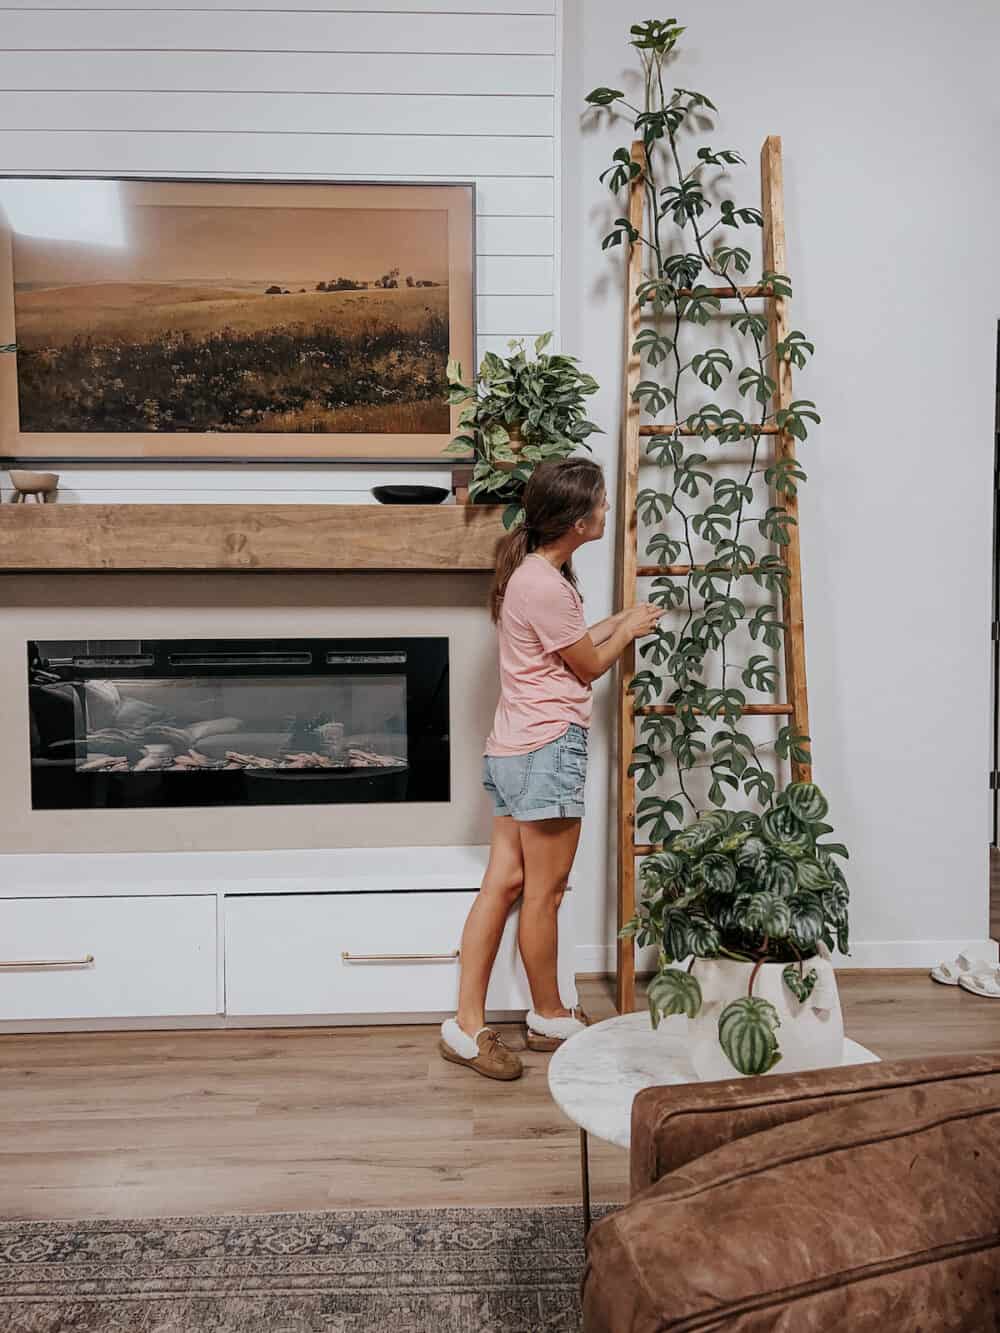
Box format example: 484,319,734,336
0,1205,615,1332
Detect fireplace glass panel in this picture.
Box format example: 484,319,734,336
28,638,448,809
76,675,407,774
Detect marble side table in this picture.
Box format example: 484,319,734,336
548,1010,880,1236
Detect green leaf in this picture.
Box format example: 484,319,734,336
691,347,733,390
743,891,791,936
761,805,813,857
760,269,794,298
783,782,829,823
718,997,781,1075
627,670,662,708
783,964,818,1003
633,329,674,367
787,892,826,950
585,86,625,106
695,852,737,895
773,329,815,369
648,968,703,1026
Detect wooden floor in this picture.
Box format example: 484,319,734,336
2,971,998,1223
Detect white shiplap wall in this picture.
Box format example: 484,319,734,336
0,0,561,502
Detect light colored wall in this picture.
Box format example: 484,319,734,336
2,572,497,853
0,0,561,502
562,0,1000,967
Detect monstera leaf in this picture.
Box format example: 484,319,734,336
783,781,829,822
783,964,819,1003
718,997,782,1075
647,967,703,1026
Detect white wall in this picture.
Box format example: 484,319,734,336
0,0,561,503
563,0,1000,968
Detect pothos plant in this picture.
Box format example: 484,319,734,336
443,333,601,529
586,19,849,1074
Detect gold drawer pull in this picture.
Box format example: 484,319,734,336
0,954,95,969
341,950,460,963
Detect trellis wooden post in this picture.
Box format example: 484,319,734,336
614,135,811,1014
613,141,646,1016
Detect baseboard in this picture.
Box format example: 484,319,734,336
576,938,1000,973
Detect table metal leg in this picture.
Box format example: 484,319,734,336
579,1127,591,1238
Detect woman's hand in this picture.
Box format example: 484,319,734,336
624,602,663,640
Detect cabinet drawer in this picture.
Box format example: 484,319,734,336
0,896,217,1020
225,891,575,1017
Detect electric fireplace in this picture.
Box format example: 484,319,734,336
27,637,449,810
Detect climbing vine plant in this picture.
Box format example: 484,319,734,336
586,17,819,842
587,19,852,1073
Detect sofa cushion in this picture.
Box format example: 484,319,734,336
583,1074,1000,1332
630,1053,1000,1195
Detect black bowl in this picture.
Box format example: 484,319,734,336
371,485,450,505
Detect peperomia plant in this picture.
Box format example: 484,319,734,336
587,19,848,1073
443,333,600,529
627,780,850,1072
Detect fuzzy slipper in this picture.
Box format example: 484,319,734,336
525,1006,590,1052
957,968,1000,999
930,952,993,986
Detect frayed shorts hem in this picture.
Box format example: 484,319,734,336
500,801,585,822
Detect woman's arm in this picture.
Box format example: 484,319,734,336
586,610,628,647
560,604,664,686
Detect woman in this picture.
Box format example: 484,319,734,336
439,458,663,1080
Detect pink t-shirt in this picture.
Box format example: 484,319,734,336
485,553,593,756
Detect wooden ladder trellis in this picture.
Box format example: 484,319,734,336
614,135,812,1016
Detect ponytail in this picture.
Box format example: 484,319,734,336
489,523,534,623
487,456,605,624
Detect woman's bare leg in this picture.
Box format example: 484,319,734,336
455,815,525,1036
517,817,582,1018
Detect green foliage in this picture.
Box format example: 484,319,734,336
623,784,850,964
783,963,819,1003
443,334,600,502
592,18,848,1074
719,997,782,1074
648,967,703,1025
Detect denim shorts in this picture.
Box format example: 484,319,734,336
482,723,588,821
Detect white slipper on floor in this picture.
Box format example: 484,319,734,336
957,968,1000,999
930,952,992,986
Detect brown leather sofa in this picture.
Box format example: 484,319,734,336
582,1053,1000,1331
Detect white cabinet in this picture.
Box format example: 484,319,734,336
225,890,577,1017
0,848,579,1029
0,895,217,1020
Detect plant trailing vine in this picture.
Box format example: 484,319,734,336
586,18,851,1074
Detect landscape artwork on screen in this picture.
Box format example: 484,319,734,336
11,197,455,438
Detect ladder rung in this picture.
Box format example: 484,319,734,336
672,285,776,299
636,564,762,577
634,843,664,856
634,703,793,716
640,423,780,437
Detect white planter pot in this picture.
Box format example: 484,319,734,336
687,956,844,1081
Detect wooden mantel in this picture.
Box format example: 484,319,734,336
0,503,506,573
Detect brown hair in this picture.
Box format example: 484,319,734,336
489,457,606,623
